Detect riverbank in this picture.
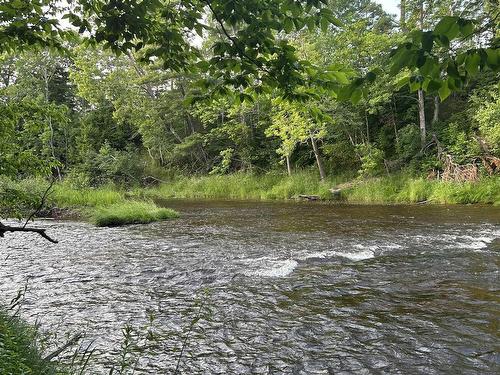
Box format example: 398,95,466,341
2,173,498,227
137,172,500,205
48,184,179,226
0,308,63,374
0,177,179,227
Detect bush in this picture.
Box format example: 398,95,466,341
474,90,500,156
355,143,384,178
77,143,145,186
396,125,420,161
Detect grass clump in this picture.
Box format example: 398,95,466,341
0,309,62,374
92,201,179,227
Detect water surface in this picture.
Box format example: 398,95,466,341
1,201,499,374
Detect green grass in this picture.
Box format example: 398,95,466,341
139,172,500,205
8,181,180,226
0,309,62,374
50,183,125,208
91,201,179,227
344,176,500,205
139,171,345,201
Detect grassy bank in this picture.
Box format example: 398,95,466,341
0,309,62,374
47,184,179,226
139,171,344,201
138,172,500,205
343,176,500,204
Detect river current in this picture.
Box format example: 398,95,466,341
1,201,499,374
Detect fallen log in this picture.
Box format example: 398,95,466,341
297,195,320,201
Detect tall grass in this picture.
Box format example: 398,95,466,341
0,308,63,374
140,172,500,205
92,201,179,226
345,176,500,204
50,183,125,208
140,171,345,201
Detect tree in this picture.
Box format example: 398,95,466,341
267,99,328,179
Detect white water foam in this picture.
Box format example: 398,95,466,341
251,259,299,277
245,247,375,278
441,233,499,251
298,249,375,262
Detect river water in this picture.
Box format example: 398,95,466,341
1,201,499,374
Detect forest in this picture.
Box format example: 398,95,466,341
1,0,499,218
1,0,500,373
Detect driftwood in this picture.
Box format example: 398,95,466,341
297,195,320,201
425,134,499,182
0,222,58,243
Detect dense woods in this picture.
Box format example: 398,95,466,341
0,0,497,226
1,0,498,204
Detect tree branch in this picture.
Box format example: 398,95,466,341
0,222,58,243
23,178,55,229
203,0,271,74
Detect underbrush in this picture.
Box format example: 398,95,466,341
92,201,179,226
0,309,62,374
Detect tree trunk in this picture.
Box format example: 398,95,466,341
418,89,426,148
392,95,399,146
365,110,370,143
310,135,326,181
286,155,292,176
400,0,407,31
432,96,439,125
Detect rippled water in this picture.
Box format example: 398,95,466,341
1,201,499,374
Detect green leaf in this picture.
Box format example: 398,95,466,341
458,19,474,38
350,88,362,104
320,17,329,32
396,75,410,89
331,71,348,84
421,31,434,52
465,53,481,76
485,48,499,68
434,16,459,39
438,80,451,101
284,17,294,33
419,58,439,78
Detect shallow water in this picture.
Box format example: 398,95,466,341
1,201,499,374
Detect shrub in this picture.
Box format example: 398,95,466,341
355,143,384,178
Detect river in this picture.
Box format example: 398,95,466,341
1,201,499,374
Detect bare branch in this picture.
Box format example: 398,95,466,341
0,222,58,243
23,178,55,229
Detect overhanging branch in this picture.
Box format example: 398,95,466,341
0,222,58,243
